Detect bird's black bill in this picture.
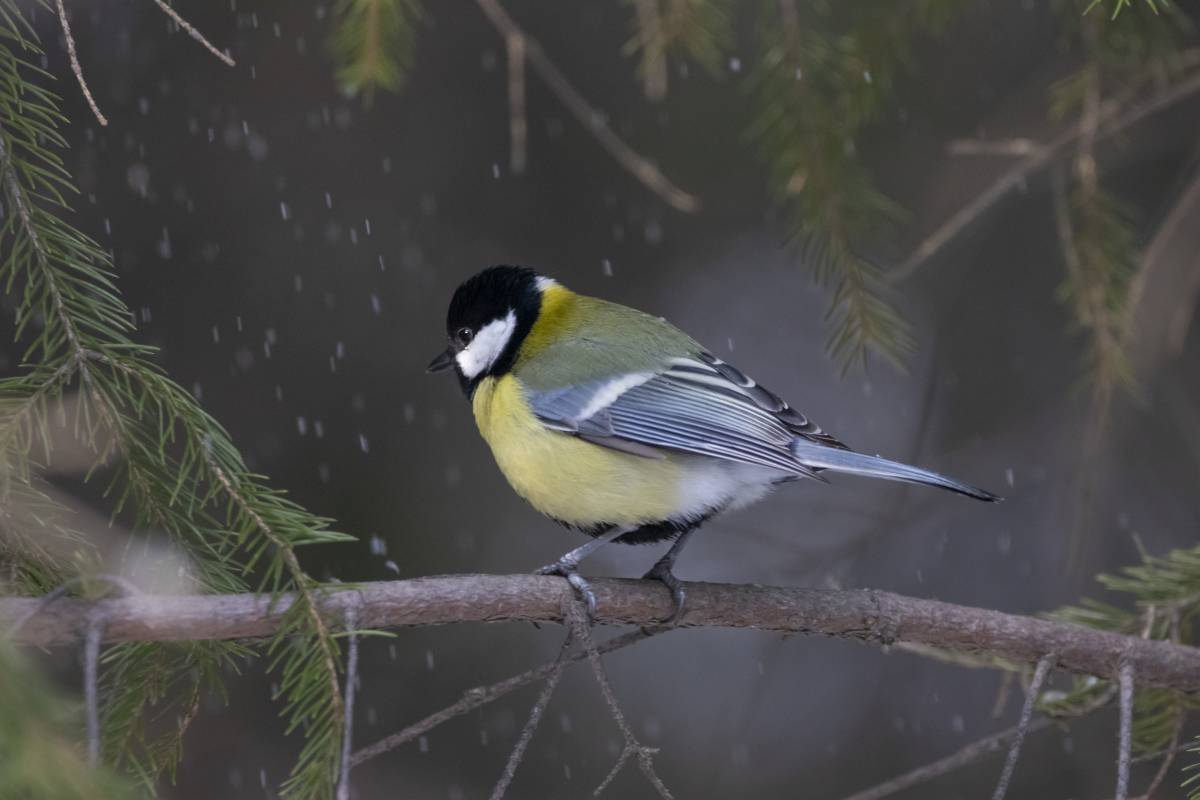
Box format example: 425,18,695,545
426,347,456,374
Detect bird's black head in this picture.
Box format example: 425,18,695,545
426,265,545,394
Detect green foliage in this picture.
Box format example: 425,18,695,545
746,2,964,370
1187,735,1200,799
622,0,732,97
0,2,354,797
331,0,423,101
1046,2,1190,414
1056,185,1138,398
101,640,251,789
1052,541,1200,780
0,640,134,800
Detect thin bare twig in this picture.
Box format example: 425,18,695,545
351,626,664,766
1133,701,1183,800
991,653,1056,800
992,671,1016,718
892,68,1200,282
840,687,1117,800
947,138,1040,156
1116,661,1135,800
474,0,700,212
53,0,107,126
83,613,102,767
505,32,527,175
336,607,360,800
1125,166,1200,376
568,603,674,799
841,718,1057,800
593,741,637,796
148,0,236,67
779,0,800,58
488,621,575,800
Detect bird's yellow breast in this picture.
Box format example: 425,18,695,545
472,374,682,527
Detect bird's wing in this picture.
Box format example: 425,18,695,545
525,350,848,476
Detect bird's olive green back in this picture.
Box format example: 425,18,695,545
513,285,701,390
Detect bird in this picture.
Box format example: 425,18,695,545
427,265,999,620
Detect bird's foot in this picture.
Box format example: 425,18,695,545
536,558,598,619
642,561,686,624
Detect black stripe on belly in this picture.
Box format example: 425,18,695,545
550,507,723,545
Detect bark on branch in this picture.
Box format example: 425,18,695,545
6,574,1200,692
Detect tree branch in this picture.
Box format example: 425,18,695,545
990,653,1056,800
6,575,1200,693
840,718,1057,800
474,0,700,212
891,67,1200,282
351,626,665,767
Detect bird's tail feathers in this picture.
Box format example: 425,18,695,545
790,440,1000,502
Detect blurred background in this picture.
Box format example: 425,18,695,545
9,0,1200,797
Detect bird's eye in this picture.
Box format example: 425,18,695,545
457,327,474,344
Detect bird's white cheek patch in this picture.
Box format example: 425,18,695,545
456,310,516,379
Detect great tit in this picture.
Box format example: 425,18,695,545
428,265,998,618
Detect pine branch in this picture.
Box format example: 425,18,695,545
330,0,421,101
7,575,1200,692
0,3,354,795
622,0,731,100
747,2,963,370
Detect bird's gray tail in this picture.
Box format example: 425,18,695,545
791,440,1000,502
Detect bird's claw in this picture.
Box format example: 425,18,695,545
536,559,598,619
643,563,686,624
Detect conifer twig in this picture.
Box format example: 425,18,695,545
632,0,667,101
204,455,344,725
488,620,575,800
147,0,235,67
567,602,674,799
474,0,700,212
990,653,1055,800
53,0,107,126
350,626,664,766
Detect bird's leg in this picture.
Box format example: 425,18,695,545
642,528,698,624
536,526,633,618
